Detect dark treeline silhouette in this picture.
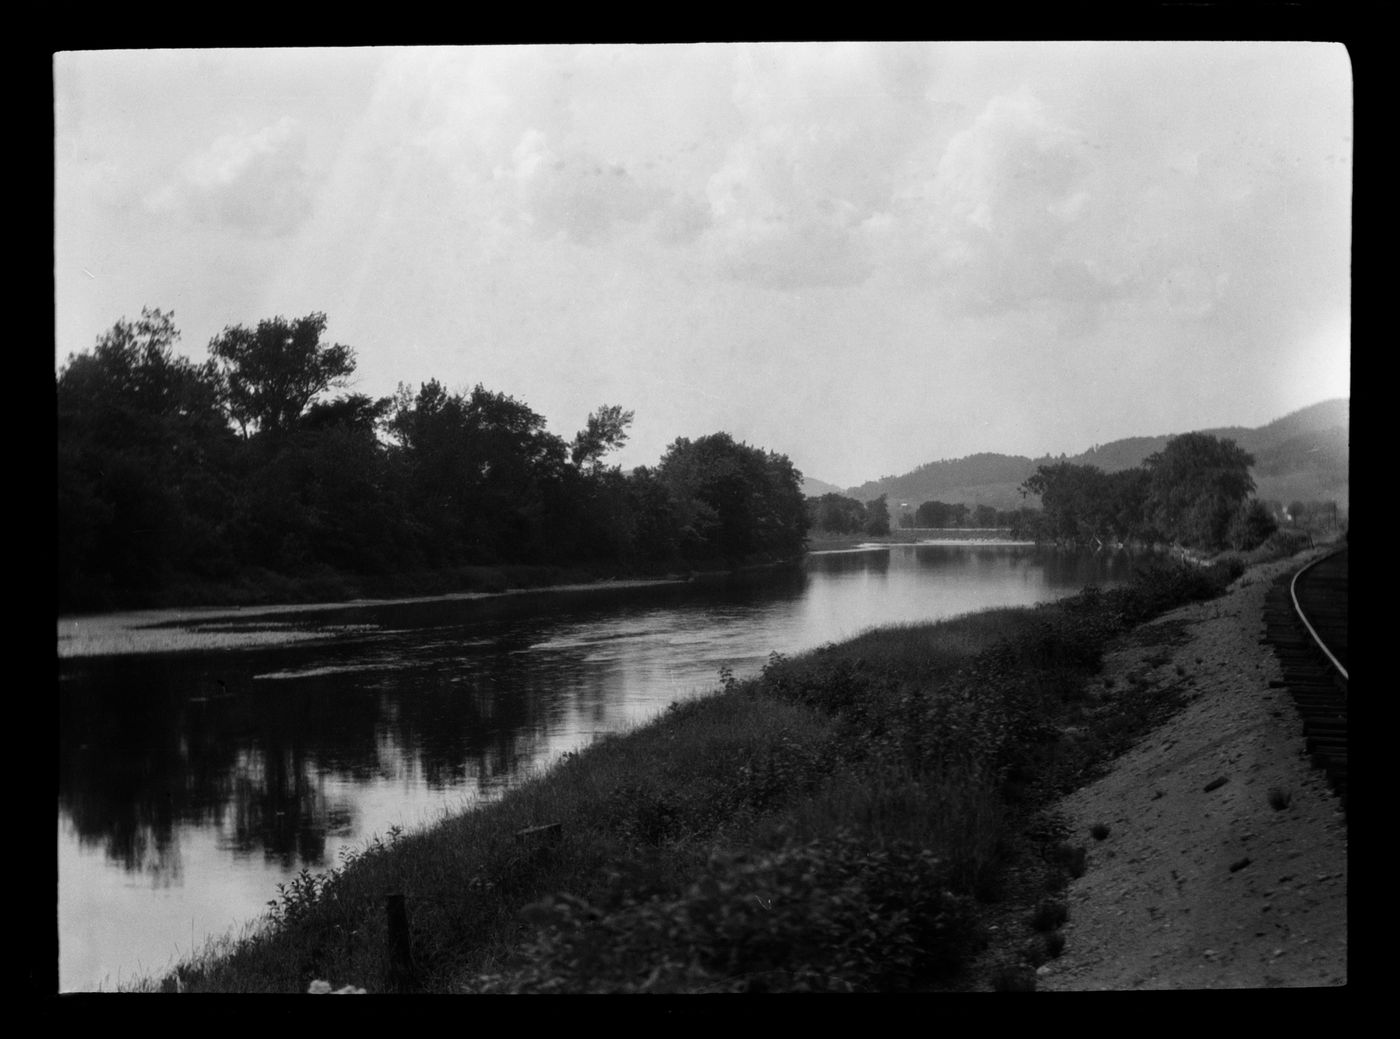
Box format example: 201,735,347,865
806,492,891,537
1018,431,1279,551
57,309,808,612
904,500,1037,532
807,493,1037,538
809,432,1284,554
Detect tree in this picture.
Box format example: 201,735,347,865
208,312,356,439
1143,433,1256,549
385,380,571,563
864,495,891,537
1020,463,1120,544
655,433,807,561
301,393,392,435
58,308,236,607
808,493,867,535
915,500,965,528
571,404,635,472
1227,499,1278,551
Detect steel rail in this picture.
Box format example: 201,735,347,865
1290,548,1348,683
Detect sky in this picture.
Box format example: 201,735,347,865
54,42,1352,489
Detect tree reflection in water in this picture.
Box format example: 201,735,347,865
59,547,1135,990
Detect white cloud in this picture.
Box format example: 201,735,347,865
683,43,943,291
504,129,668,245
144,117,313,237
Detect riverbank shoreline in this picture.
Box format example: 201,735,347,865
56,576,691,659
114,541,1326,993
56,540,1048,659
58,557,821,659
1035,549,1347,989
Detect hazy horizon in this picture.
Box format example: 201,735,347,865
55,42,1351,488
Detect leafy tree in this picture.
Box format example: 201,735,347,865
914,501,944,527
808,493,868,535
914,500,968,529
461,385,571,559
386,380,570,563
1227,499,1278,551
301,393,392,435
1143,433,1255,549
625,466,681,562
571,405,635,473
1102,467,1151,543
864,495,891,537
208,312,355,439
231,393,406,575
57,308,236,607
1020,464,1121,544
656,433,807,562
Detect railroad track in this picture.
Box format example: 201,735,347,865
1261,546,1348,815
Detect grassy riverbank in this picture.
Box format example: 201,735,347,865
128,543,1304,994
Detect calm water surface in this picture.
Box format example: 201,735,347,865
58,543,1131,991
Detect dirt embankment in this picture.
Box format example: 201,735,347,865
1033,553,1347,990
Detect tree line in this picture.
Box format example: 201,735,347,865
807,494,1041,538
808,435,1290,554
57,309,809,612
1017,432,1278,551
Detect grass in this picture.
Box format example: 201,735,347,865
128,551,1258,994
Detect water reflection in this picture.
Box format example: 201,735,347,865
58,545,1130,990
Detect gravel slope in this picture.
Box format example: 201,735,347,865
1034,552,1347,990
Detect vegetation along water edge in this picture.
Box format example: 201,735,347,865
118,530,1324,994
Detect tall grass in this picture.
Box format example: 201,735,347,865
133,554,1248,993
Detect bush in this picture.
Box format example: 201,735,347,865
1261,527,1313,557
466,833,984,992
1228,499,1278,551
1108,557,1234,624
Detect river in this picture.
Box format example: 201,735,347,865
57,541,1133,991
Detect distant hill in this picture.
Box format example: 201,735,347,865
841,399,1348,514
801,475,848,499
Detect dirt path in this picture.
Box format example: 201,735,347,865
1034,552,1347,990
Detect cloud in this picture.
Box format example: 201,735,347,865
684,43,943,291
504,129,669,245
144,117,313,237
913,90,1117,315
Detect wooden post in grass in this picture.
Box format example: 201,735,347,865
386,892,417,993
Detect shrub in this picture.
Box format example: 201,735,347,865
1228,499,1278,552
466,833,984,992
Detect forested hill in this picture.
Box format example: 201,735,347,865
800,476,846,499
840,398,1348,513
